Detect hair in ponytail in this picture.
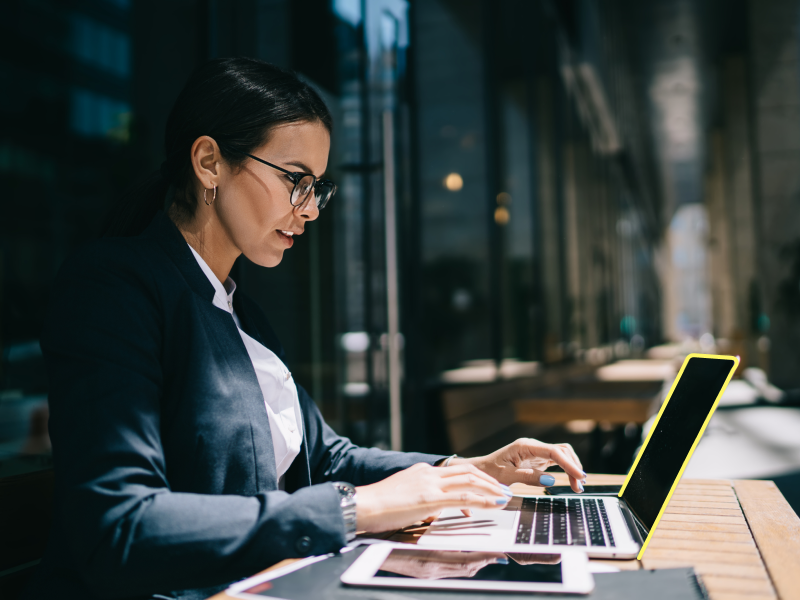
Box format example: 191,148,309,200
102,57,332,237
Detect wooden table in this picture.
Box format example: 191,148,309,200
209,474,800,600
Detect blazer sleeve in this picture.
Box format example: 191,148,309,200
297,386,446,486
42,245,347,597
235,288,447,486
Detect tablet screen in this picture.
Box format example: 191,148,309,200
373,549,562,583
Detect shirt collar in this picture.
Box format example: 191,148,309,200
187,244,237,314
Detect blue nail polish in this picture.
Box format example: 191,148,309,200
578,482,584,493
539,474,556,486
501,488,513,497
496,558,509,565
496,497,509,504
582,471,587,478
500,483,511,491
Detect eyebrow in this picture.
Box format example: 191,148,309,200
285,160,324,178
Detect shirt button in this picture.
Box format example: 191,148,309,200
227,300,232,310
285,372,291,380
295,536,312,556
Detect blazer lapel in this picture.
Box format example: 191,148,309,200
145,212,283,492
202,305,280,492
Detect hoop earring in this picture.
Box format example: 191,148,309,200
204,185,217,206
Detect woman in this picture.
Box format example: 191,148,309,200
27,58,585,600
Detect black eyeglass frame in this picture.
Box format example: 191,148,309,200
241,152,336,209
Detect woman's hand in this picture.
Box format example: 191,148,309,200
454,438,586,493
355,462,512,533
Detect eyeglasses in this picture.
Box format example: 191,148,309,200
242,152,336,210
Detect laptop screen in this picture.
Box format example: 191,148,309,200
621,356,736,531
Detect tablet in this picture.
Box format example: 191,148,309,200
340,544,594,594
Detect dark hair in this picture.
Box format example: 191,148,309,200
102,57,332,237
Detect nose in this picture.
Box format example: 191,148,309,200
296,195,320,221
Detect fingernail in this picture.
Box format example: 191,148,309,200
501,487,513,497
539,474,556,486
582,471,587,478
496,497,510,504
578,482,584,493
500,483,511,492
496,558,509,565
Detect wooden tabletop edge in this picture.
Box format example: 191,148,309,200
733,479,800,600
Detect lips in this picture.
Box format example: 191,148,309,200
277,229,295,248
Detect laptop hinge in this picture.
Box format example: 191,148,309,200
619,501,648,546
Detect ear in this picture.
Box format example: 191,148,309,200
190,136,222,189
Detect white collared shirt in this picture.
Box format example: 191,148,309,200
188,245,303,484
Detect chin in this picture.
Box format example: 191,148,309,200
244,249,284,268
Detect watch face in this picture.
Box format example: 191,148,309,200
335,482,356,501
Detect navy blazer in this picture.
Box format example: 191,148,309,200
26,212,442,600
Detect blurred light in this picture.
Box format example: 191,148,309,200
596,359,676,382
333,0,362,26
340,331,370,352
343,382,370,396
614,339,631,358
620,315,637,336
494,206,509,225
699,332,715,352
496,192,511,205
443,172,463,191
566,419,596,434
451,288,472,311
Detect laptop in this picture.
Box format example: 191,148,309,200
418,353,739,560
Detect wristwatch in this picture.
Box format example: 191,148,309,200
332,481,357,541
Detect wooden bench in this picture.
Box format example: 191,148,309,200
437,362,598,455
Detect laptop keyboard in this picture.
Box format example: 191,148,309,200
514,497,615,547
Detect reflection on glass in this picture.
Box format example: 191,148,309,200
374,549,562,583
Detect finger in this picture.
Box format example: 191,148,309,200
559,443,584,474
559,445,586,492
438,463,502,487
461,509,473,517
422,511,442,524
562,445,586,483
436,491,511,511
512,467,558,488
440,474,511,499
540,444,585,481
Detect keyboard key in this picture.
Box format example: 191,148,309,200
552,499,568,545
597,500,616,547
583,499,606,546
515,506,534,544
567,499,586,545
534,498,551,545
